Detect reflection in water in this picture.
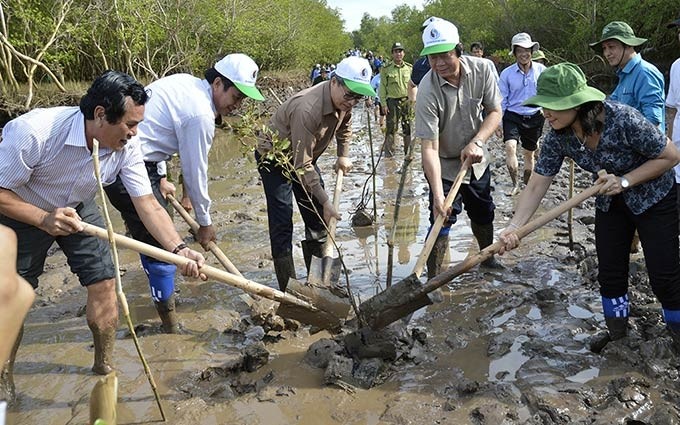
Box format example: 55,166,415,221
488,335,530,382
566,367,600,383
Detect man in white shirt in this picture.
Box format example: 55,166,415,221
0,71,206,405
104,54,264,333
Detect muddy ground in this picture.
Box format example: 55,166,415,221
5,76,680,424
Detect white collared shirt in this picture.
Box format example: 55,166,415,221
137,74,216,226
0,106,151,212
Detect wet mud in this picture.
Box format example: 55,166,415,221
6,90,680,424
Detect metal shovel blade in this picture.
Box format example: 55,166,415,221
308,253,342,287
276,277,351,332
358,274,433,330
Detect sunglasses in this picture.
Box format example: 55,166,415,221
338,79,365,101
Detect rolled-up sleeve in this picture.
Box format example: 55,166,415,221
120,142,153,197
0,120,40,190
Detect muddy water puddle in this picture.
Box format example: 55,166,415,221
9,104,680,424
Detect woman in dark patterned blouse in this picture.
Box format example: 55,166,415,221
498,63,680,352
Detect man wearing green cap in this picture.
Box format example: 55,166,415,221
104,53,265,333
256,56,375,291
415,18,504,275
590,21,665,133
380,42,413,156
499,62,680,353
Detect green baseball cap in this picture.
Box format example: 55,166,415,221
420,19,460,56
589,21,647,52
523,63,605,110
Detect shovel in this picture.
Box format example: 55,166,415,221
359,177,606,330
412,160,470,278
167,194,243,277
81,223,342,330
277,169,352,330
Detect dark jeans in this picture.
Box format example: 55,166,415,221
596,188,680,309
426,165,496,233
385,97,412,137
104,162,168,248
0,200,115,288
502,111,545,151
256,152,327,259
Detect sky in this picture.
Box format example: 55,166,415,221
326,0,424,32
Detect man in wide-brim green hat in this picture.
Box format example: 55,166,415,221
588,21,665,133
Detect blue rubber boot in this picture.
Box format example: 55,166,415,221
140,255,179,333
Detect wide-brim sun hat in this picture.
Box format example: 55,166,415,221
523,62,605,110
214,53,265,101
589,21,647,52
510,32,539,55
420,19,460,56
335,56,376,97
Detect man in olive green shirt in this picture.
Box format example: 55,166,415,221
379,42,413,156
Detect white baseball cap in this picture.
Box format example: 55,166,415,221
214,53,265,101
421,19,460,56
335,56,376,97
510,33,539,54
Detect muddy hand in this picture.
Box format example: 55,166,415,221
323,199,341,224
498,223,521,255
177,248,207,280
197,224,216,250
40,207,83,236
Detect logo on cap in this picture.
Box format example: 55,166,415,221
361,68,368,77
252,70,257,79
430,28,439,39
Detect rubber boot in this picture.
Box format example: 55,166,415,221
91,326,116,375
301,240,324,273
382,133,395,158
471,222,504,269
154,294,180,334
273,255,296,292
403,134,412,156
0,325,23,406
426,234,449,279
590,317,628,353
523,169,532,185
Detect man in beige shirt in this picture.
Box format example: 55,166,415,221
257,56,375,291
415,18,503,276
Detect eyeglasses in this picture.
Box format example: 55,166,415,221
343,89,365,101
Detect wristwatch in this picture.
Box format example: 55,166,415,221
620,176,630,190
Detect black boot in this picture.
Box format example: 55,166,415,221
0,325,23,406
154,294,180,334
470,222,504,269
426,234,449,279
273,255,296,292
301,240,324,273
590,316,628,353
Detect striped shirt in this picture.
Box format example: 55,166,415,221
0,106,151,212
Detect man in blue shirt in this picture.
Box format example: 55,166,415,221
589,21,665,133
498,33,546,195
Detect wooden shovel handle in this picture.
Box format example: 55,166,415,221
421,178,605,294
412,162,469,277
81,223,317,311
166,194,243,277
323,168,344,256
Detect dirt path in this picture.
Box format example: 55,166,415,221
6,93,680,424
